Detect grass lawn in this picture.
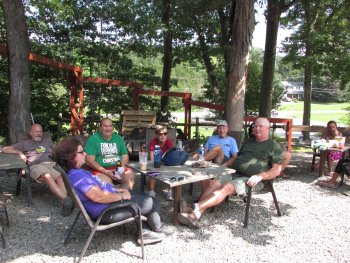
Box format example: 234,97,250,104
277,102,350,125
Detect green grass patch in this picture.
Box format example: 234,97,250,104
278,102,350,111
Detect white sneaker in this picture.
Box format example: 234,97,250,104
137,229,165,245
148,191,156,198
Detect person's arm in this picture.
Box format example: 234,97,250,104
149,151,154,160
247,163,283,187
2,146,26,162
85,154,114,178
223,153,237,167
85,186,131,203
121,154,129,166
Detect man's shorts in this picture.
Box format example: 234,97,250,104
30,162,61,182
217,173,265,196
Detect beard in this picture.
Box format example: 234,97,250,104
33,136,42,142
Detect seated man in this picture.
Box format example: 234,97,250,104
202,120,239,167
200,120,239,194
2,124,73,216
178,118,283,229
84,118,135,190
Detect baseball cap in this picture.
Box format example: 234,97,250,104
216,120,227,126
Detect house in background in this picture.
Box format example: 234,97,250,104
281,80,304,100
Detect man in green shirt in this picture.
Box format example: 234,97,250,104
85,118,135,190
178,117,283,229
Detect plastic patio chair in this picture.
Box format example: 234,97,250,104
243,179,281,228
55,165,146,262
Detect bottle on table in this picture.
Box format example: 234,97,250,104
198,144,205,161
114,159,122,180
176,140,183,151
154,145,162,168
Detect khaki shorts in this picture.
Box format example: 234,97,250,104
30,162,61,182
218,174,265,196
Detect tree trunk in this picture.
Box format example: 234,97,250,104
160,0,172,114
259,0,301,117
225,0,254,131
259,0,282,117
2,0,31,144
302,0,318,140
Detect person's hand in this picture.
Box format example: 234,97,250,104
19,153,27,162
121,191,131,200
104,170,114,178
247,175,263,187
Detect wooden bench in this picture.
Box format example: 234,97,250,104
120,110,156,137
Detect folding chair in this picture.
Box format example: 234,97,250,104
339,161,350,187
55,165,146,262
243,179,281,228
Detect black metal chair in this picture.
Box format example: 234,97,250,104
0,193,10,248
55,165,146,262
243,180,281,228
339,161,350,187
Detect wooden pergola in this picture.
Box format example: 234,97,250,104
0,44,293,150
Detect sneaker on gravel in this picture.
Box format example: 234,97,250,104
157,225,176,236
137,229,165,245
177,212,200,229
180,199,193,213
148,191,156,198
62,197,74,217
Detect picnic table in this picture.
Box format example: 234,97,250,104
127,159,235,225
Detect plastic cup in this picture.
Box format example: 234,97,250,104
139,152,148,171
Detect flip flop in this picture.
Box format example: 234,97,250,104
316,181,336,189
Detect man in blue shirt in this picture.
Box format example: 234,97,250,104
203,120,239,167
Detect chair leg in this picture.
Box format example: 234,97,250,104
311,154,316,171
25,168,33,207
64,212,81,245
77,227,98,263
243,186,252,228
16,169,22,196
4,206,9,226
0,225,5,248
137,210,144,259
268,181,281,216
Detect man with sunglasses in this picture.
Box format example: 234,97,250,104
2,124,73,216
178,118,283,229
148,126,174,199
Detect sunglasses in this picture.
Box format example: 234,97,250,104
170,175,184,182
158,132,168,136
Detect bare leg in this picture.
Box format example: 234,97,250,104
199,179,222,201
39,173,67,202
121,170,135,190
149,177,156,191
327,155,334,173
198,182,236,214
204,145,224,164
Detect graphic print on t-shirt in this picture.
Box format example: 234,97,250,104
35,146,46,153
101,143,118,164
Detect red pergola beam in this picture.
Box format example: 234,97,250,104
84,77,144,88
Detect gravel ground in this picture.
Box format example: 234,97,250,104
0,151,350,263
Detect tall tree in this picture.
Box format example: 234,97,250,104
160,0,172,114
2,0,31,144
258,0,300,117
225,0,255,131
